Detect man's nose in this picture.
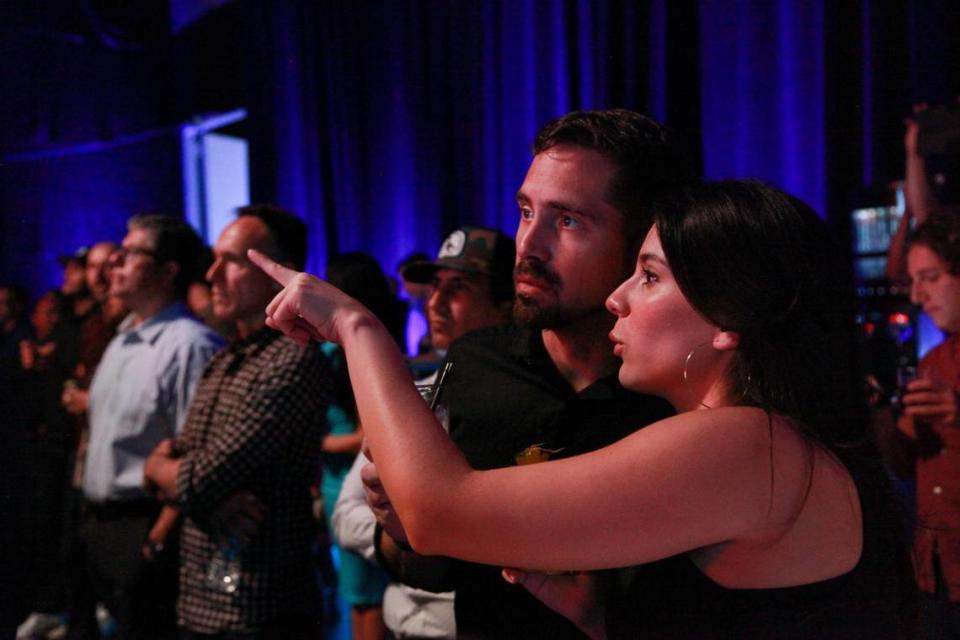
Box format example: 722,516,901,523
516,216,551,262
909,281,923,306
427,286,449,313
205,258,224,283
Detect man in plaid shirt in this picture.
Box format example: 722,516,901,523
144,206,331,639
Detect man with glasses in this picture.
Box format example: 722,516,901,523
80,215,222,639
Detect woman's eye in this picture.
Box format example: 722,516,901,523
639,269,658,285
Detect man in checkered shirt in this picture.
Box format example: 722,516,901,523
144,205,331,639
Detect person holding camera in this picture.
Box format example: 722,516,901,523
888,102,960,284
900,214,960,638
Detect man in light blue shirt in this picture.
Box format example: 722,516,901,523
81,214,222,640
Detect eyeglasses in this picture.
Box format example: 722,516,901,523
113,246,160,263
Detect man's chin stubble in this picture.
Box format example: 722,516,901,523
513,295,566,329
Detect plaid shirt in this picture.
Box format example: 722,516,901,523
174,327,332,634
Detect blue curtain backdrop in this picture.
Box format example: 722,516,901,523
241,0,700,276
2,0,958,296
699,0,826,213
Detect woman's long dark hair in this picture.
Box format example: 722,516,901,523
655,180,866,454
654,180,917,630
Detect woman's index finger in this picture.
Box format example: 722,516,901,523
248,249,297,285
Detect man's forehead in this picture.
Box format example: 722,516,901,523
520,149,617,207
87,245,114,263
435,268,487,285
124,227,153,247
216,216,271,252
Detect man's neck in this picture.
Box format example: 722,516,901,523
129,293,178,327
235,316,266,339
540,311,619,393
74,296,96,318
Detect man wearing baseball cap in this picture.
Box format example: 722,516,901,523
403,226,515,354
332,225,514,640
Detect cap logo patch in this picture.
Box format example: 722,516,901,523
438,230,466,259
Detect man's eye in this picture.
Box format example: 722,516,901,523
559,215,578,229
519,207,534,221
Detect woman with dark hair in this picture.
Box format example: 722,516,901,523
252,181,916,638
901,214,960,637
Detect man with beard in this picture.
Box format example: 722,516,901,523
367,109,693,639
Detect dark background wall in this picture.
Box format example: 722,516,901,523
2,0,959,296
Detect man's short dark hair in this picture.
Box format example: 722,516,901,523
128,214,207,298
237,204,308,271
533,109,696,248
907,208,960,275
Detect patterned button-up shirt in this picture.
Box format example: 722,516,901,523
175,327,332,633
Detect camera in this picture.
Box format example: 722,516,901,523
917,103,960,156
916,103,960,205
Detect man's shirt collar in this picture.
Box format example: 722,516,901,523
118,301,190,346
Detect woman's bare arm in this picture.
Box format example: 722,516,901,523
251,250,817,572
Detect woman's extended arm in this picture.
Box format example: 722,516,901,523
250,250,809,572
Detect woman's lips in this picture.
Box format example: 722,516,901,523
609,331,623,357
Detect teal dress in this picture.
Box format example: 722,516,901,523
320,342,388,606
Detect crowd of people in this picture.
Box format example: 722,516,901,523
2,107,959,639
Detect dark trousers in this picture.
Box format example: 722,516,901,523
80,500,178,640
921,550,960,640
64,490,100,640
23,436,70,613
920,593,960,640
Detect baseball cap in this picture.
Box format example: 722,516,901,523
58,245,89,267
402,226,515,293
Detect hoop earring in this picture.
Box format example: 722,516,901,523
681,342,711,383
739,373,753,401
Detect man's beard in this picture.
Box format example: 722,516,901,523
513,295,572,328
513,258,570,329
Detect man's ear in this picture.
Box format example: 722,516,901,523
712,330,740,352
160,261,180,288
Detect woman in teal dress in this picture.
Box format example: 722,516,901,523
320,253,407,640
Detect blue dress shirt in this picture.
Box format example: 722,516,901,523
83,302,223,502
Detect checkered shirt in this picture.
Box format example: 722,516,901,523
175,328,332,634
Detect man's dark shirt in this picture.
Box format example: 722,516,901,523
405,324,674,639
